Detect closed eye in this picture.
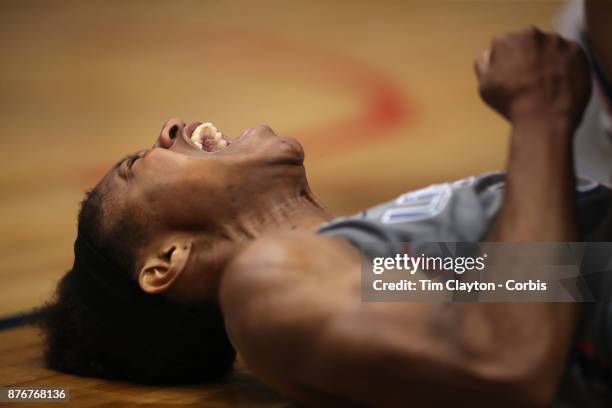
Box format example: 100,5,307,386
127,154,140,169
127,150,148,169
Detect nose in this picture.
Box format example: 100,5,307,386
155,118,185,149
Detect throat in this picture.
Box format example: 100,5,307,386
235,194,333,240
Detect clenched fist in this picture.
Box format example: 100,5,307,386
475,26,591,129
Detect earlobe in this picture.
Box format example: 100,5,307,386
138,241,192,294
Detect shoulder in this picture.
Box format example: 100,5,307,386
218,232,363,391
218,230,362,332
222,231,359,287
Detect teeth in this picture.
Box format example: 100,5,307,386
190,138,203,149
190,122,230,152
190,126,204,149
201,123,217,137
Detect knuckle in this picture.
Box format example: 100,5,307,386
552,33,571,48
527,25,542,37
569,44,588,63
491,34,505,48
569,42,584,54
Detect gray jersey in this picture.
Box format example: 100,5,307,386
317,172,612,406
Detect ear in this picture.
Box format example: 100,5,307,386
138,240,193,294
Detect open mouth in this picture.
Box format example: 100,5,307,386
189,122,232,153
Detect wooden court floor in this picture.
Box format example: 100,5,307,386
0,327,289,407
0,1,563,406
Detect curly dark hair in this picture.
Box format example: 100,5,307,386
36,187,236,384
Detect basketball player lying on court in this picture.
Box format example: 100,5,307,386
38,25,612,406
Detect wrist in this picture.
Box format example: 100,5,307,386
509,93,581,133
510,115,575,142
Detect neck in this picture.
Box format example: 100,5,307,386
185,189,333,305
226,187,333,240
259,191,333,234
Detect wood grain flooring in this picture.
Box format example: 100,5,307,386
0,1,562,405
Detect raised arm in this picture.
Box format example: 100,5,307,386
220,28,592,407
476,27,590,242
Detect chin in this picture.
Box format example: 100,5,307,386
276,137,305,165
